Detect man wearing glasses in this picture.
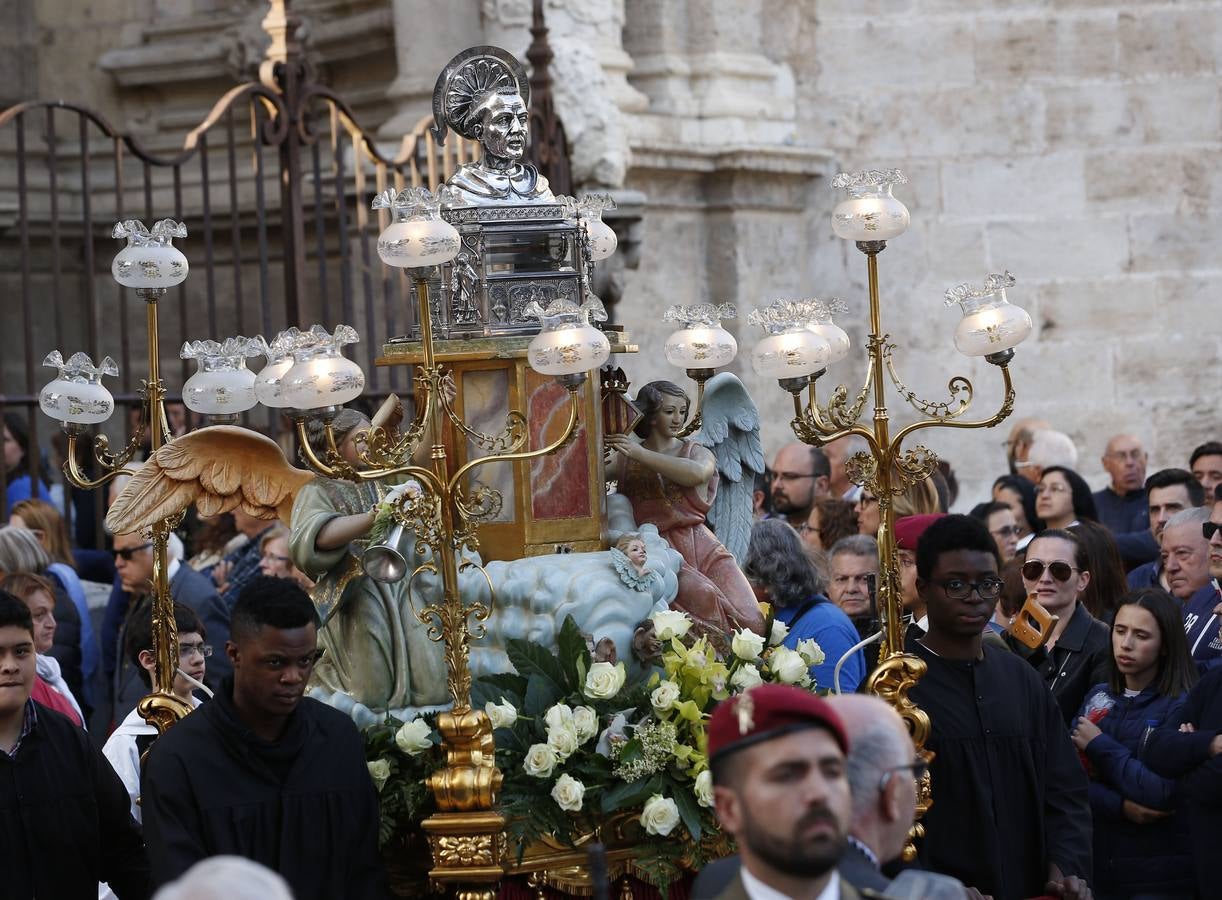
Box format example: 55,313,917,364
1092,434,1159,567
769,442,831,530
141,575,389,899
107,530,230,727
909,516,1093,900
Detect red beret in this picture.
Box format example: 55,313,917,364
708,684,849,765
894,513,947,551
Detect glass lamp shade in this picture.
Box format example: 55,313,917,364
750,327,831,379
830,170,910,242
39,351,117,425
180,338,260,416
111,219,189,289
804,301,851,365
945,272,1032,356
280,325,366,410
252,327,314,408
664,326,738,369
526,310,611,376
372,187,460,268
567,194,618,261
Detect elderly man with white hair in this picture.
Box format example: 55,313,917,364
106,530,230,725
153,857,293,900
1015,429,1078,485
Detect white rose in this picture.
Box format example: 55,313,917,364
367,759,391,793
584,661,627,699
523,743,559,779
650,610,692,642
547,723,580,759
394,718,434,756
730,663,763,692
485,699,518,730
731,628,765,661
572,706,598,743
769,619,790,646
551,773,586,812
769,647,811,685
640,793,681,836
694,770,714,808
796,638,825,668
544,703,574,732
650,679,681,712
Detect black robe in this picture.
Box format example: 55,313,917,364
909,642,1092,900
141,679,389,900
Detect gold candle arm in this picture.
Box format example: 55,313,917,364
888,363,1015,453
676,367,713,438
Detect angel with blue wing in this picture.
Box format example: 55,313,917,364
605,376,766,641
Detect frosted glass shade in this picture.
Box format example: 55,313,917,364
111,219,189,288
254,355,294,408
952,299,1033,356
40,377,114,425
372,187,461,268
527,320,611,376
585,216,617,261
750,328,830,379
182,365,257,415
664,325,738,369
830,170,910,242
282,354,366,410
39,351,117,425
806,319,850,365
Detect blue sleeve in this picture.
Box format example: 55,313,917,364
1146,674,1222,777
1084,730,1179,810
5,476,32,516
784,603,866,694
1088,779,1124,820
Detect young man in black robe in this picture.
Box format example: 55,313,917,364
908,515,1093,900
141,576,389,899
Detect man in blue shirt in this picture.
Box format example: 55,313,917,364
1093,434,1158,568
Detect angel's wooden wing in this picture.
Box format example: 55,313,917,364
105,425,316,535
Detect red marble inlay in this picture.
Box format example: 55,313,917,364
528,371,590,520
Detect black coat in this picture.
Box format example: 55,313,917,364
141,680,389,900
0,702,150,899
1146,663,1222,896
1006,601,1111,725
47,576,84,705
910,642,1093,900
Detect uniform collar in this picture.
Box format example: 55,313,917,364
741,866,840,900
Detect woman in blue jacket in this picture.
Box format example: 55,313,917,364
743,518,865,693
1070,588,1198,899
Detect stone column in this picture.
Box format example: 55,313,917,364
380,0,485,139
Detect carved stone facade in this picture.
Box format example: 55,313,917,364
12,0,1222,504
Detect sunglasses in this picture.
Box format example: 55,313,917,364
1021,560,1079,582
115,542,153,561
1204,522,1221,541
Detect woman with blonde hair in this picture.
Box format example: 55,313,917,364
0,525,90,709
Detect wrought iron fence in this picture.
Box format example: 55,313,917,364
0,61,482,545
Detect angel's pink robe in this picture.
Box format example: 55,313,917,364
618,441,765,639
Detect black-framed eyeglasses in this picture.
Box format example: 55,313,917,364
115,543,153,561
879,759,929,790
1204,521,1222,541
933,577,1004,601
1021,560,1079,583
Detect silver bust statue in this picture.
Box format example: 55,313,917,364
430,47,554,207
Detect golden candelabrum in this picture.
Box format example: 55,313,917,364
746,169,1034,855
295,269,589,898
51,221,198,737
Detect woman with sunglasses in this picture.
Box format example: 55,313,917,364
1014,528,1111,724
1070,589,1197,900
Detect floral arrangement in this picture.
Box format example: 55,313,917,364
468,610,825,887
364,714,442,848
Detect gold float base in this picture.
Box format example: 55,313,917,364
423,810,509,890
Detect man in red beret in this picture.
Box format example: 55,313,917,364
894,514,945,647
706,683,861,900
